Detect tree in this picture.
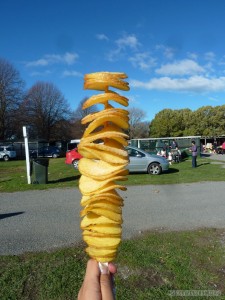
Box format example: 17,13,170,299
149,109,176,137
70,97,98,138
180,109,194,136
190,106,223,137
0,58,24,140
21,81,71,140
213,105,225,136
128,107,149,139
149,108,193,137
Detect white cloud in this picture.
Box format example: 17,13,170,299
62,70,83,77
130,76,225,93
116,34,140,50
187,52,198,60
218,55,225,66
96,33,109,41
129,52,157,70
27,58,49,67
106,34,140,62
155,59,205,76
63,53,79,65
106,48,122,62
204,51,215,61
204,62,214,73
155,44,176,59
26,52,79,67
163,47,175,59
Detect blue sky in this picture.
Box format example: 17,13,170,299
1,0,225,121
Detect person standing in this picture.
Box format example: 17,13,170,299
190,141,198,168
213,140,218,154
171,139,178,149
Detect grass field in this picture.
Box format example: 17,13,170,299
1,228,224,299
1,156,225,299
0,155,225,192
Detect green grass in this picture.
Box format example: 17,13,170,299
0,158,79,192
0,156,225,192
1,158,225,299
0,228,224,299
128,157,225,185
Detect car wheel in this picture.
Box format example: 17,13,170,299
148,163,162,175
3,155,9,161
52,153,58,158
73,159,79,169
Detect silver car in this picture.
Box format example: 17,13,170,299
126,146,169,175
0,145,17,161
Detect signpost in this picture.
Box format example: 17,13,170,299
23,126,31,184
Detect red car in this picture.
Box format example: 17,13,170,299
65,148,82,169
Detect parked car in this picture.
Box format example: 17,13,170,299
65,148,83,169
30,146,62,158
0,145,17,161
216,145,223,154
64,145,169,174
126,146,169,175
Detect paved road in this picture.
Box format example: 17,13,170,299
205,152,225,161
1,178,225,255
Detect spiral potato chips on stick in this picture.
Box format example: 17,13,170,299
78,71,129,262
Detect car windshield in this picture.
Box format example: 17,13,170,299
0,146,14,151
127,148,145,157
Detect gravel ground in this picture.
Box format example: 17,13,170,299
1,182,225,256
204,152,225,161
1,154,225,255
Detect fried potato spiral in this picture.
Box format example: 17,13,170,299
78,71,129,262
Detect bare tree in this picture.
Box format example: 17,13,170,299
70,97,98,138
0,58,24,140
128,107,149,139
21,81,71,140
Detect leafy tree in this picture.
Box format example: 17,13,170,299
213,105,225,136
21,81,71,140
149,105,225,138
192,106,217,136
149,108,195,137
150,109,176,137
180,108,195,136
0,58,24,140
150,109,171,137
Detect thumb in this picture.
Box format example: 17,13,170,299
100,273,115,300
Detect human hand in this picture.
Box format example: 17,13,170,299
78,259,117,300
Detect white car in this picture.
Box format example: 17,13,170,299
126,146,169,175
0,145,17,161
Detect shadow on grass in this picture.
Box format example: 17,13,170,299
166,167,179,174
48,175,80,184
200,153,211,157
197,162,210,167
0,178,12,183
0,211,24,220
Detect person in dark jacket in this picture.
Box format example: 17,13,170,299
190,141,197,168
171,139,178,149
